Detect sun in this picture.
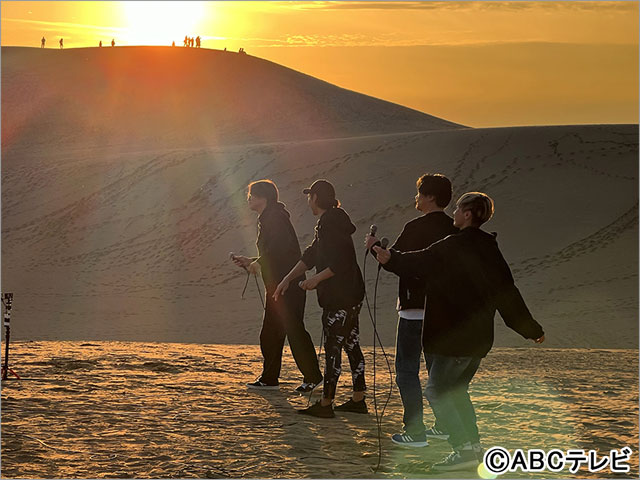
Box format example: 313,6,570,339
123,1,207,46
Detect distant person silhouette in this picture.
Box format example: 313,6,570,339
111,39,115,47
99,41,102,48
184,35,188,47
195,36,201,48
224,47,227,52
190,37,194,48
59,38,63,49
172,41,175,47
41,36,45,48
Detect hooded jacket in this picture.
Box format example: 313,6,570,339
301,207,365,310
255,202,304,290
391,211,458,312
383,227,544,357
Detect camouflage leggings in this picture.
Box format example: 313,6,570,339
321,303,366,400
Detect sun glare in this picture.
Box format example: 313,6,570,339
123,1,207,46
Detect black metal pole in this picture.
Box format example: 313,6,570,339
2,293,13,381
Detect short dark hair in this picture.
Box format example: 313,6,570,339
456,192,494,226
248,179,279,205
416,173,452,208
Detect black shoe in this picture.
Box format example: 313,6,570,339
425,425,449,440
246,380,279,390
295,379,323,394
298,401,335,418
431,448,479,472
334,398,368,414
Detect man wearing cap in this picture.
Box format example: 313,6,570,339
274,179,367,418
373,192,545,471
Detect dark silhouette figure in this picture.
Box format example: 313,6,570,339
172,41,175,47
239,47,246,54
190,37,194,48
99,41,102,47
111,39,115,47
195,36,201,48
184,35,188,47
59,38,63,49
41,36,45,48
224,47,227,52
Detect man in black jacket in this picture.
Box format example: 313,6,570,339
275,180,366,418
367,174,458,447
373,192,545,471
232,180,322,393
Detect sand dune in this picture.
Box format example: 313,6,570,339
1,47,638,349
1,46,462,156
1,342,638,478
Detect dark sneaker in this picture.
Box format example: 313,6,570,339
295,380,322,394
298,401,335,418
425,425,449,440
334,398,368,414
246,380,279,390
431,449,479,472
391,432,428,448
471,443,485,462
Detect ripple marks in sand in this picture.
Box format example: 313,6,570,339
1,342,638,479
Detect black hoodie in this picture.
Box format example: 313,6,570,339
301,207,365,310
383,227,544,357
255,202,304,290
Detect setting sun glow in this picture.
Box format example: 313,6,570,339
123,1,207,46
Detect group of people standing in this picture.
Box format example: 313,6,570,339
183,36,201,48
231,174,545,472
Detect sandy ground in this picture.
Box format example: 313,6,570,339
1,341,638,479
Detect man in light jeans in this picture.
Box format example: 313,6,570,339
367,174,457,447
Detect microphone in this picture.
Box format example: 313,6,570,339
366,224,378,256
230,252,248,271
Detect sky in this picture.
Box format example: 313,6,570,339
1,1,638,127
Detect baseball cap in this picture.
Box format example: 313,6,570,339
302,179,336,198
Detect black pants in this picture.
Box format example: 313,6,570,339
259,281,322,385
321,303,366,400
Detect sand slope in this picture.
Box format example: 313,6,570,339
1,46,462,155
1,47,637,348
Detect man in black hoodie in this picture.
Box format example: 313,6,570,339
232,180,322,393
275,180,366,418
373,192,545,471
367,174,457,447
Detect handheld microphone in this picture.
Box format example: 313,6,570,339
366,224,378,256
230,252,248,271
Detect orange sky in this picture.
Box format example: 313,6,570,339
1,1,638,127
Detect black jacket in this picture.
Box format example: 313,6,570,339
301,207,365,310
255,202,304,290
391,211,458,311
384,227,544,357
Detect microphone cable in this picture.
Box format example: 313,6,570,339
239,264,265,310
362,248,394,474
